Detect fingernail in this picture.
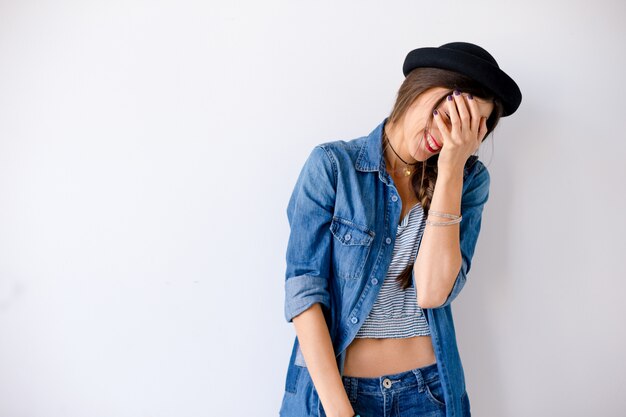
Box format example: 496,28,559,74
454,89,461,96
433,109,438,116
468,94,473,100
447,95,453,101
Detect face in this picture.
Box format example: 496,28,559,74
399,86,495,162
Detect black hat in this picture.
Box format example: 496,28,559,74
402,42,522,117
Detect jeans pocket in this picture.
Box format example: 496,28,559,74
424,374,446,408
329,216,374,280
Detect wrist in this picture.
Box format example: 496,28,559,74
437,159,466,178
335,411,358,417
331,402,356,417
436,165,464,183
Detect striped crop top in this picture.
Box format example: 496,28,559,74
354,202,430,338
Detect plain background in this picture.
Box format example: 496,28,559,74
1,1,625,416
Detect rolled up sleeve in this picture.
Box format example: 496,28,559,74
436,160,491,309
284,146,336,323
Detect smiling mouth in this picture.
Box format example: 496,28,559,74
425,133,441,152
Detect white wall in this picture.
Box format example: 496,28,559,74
1,1,624,416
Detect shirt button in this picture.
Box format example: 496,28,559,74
371,278,378,285
391,195,398,202
385,237,392,244
350,316,358,324
345,233,351,241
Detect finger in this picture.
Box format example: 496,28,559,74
432,109,450,141
466,93,480,134
445,93,460,131
438,106,452,129
452,90,471,132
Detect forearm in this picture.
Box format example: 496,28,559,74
413,166,464,308
292,303,354,417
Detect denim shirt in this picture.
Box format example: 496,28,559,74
279,117,490,417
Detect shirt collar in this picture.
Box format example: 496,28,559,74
355,117,388,174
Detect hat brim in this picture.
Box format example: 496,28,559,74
403,47,522,117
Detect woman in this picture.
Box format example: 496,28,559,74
279,42,522,417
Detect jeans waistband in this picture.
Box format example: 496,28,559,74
341,362,439,395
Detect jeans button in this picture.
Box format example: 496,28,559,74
383,378,392,388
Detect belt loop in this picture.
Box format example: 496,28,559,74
350,377,358,403
343,376,358,403
412,368,425,393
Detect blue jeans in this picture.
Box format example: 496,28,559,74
333,362,471,417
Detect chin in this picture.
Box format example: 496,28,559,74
416,151,439,164
416,149,435,162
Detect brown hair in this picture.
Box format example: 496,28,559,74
388,67,504,290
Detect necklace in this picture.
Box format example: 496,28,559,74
383,129,419,177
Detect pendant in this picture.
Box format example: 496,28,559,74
402,166,412,176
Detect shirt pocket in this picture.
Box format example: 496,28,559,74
329,216,375,280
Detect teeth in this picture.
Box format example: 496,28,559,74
427,136,439,150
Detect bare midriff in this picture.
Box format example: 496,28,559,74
342,335,437,378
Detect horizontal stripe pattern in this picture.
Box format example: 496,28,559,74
355,202,431,338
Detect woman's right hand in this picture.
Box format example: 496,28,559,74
432,90,488,173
